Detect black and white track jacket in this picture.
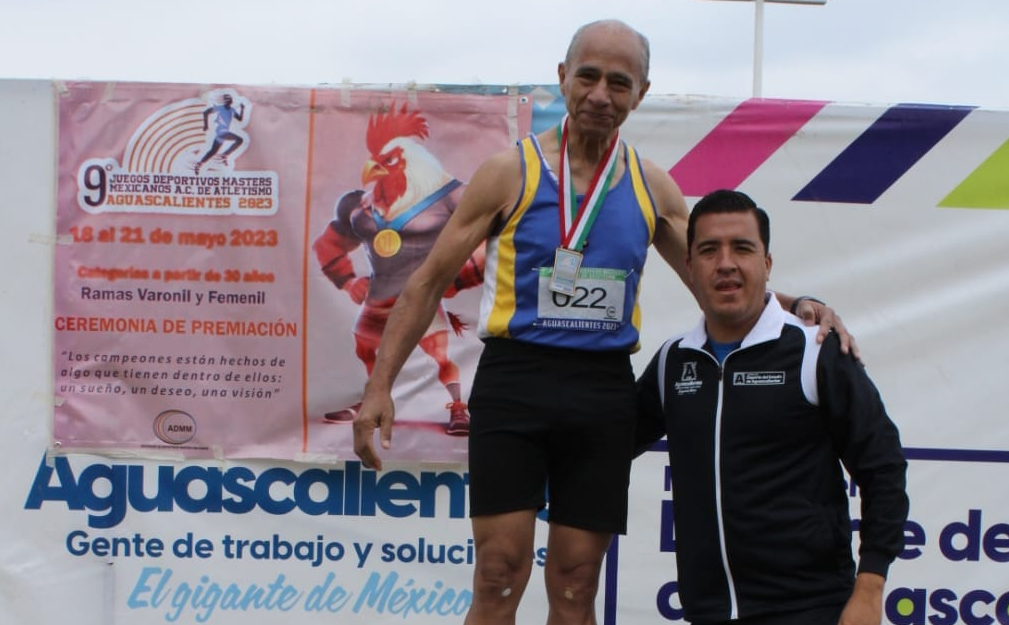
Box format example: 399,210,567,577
636,293,908,623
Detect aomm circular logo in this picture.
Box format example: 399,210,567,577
153,410,197,445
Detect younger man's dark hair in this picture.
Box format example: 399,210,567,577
687,189,770,253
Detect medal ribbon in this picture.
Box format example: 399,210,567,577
557,116,619,252
372,179,462,231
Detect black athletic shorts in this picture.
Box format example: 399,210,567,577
467,338,636,534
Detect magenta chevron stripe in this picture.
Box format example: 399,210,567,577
669,98,828,197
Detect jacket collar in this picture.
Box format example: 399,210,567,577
680,291,788,351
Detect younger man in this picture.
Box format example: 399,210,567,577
636,190,908,625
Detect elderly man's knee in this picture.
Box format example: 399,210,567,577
473,551,532,599
551,560,602,595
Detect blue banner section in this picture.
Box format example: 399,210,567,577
529,85,565,134
648,442,1009,463
793,104,974,204
903,447,1009,463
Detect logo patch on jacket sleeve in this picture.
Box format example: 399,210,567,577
733,371,785,386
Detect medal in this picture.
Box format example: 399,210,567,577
373,229,402,258
549,247,583,296
548,116,619,295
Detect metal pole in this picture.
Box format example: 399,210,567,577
753,0,764,97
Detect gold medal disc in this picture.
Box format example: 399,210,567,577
373,229,402,258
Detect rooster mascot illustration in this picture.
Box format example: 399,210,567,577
313,103,484,436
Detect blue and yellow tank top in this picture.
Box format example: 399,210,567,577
477,133,658,351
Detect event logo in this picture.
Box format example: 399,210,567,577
74,89,279,216
152,409,197,445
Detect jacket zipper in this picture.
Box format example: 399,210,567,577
683,345,743,619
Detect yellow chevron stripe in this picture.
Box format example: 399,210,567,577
626,145,656,242
484,138,541,337
627,145,654,352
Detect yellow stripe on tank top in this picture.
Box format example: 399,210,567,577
626,145,656,241
484,137,542,337
626,145,656,351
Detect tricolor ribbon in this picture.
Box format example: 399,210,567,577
557,116,619,252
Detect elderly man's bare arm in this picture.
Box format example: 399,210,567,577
640,159,859,356
353,147,522,470
642,159,692,287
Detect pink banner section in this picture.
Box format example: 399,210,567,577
53,81,531,463
669,98,828,197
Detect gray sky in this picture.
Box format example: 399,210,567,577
2,0,1007,108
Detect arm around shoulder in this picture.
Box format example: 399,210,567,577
641,160,691,287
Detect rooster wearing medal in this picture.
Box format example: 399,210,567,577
313,103,484,435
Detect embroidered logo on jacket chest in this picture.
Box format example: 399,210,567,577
674,362,703,395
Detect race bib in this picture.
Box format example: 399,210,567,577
536,267,627,331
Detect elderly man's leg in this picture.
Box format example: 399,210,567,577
464,509,537,625
544,523,612,625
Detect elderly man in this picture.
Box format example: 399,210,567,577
353,22,851,625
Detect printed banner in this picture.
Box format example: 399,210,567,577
6,78,1008,625
54,82,532,461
